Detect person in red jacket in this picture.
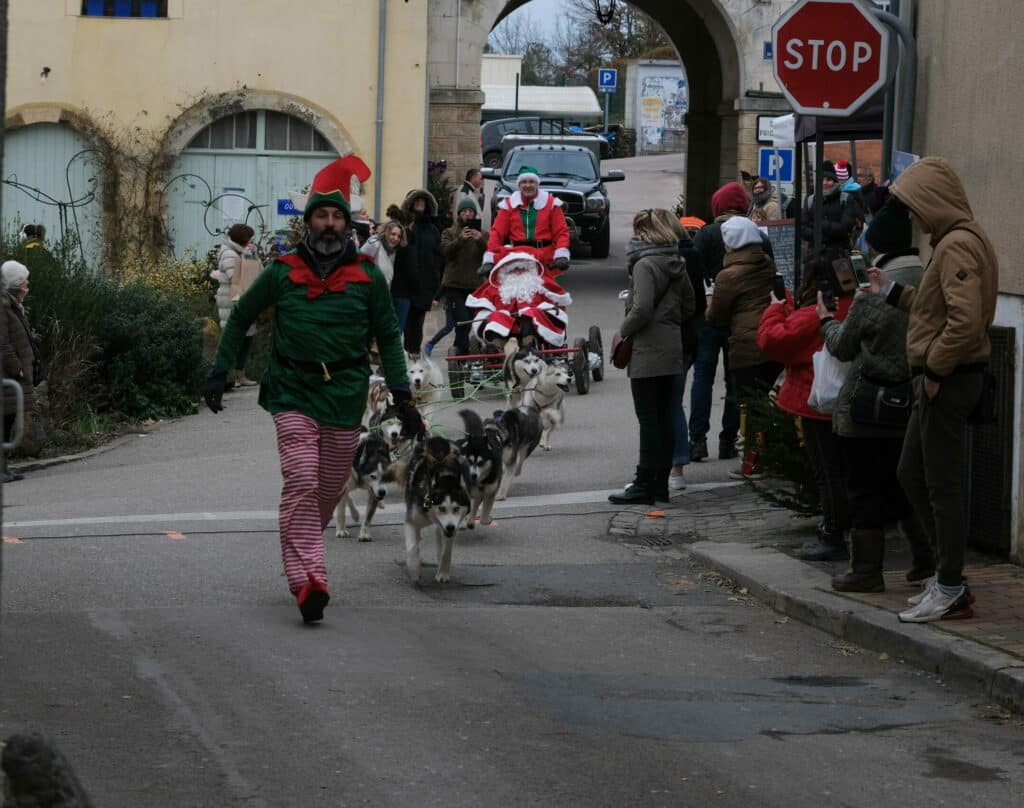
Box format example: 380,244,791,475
482,165,571,274
757,250,855,560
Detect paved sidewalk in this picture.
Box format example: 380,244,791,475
612,483,1024,712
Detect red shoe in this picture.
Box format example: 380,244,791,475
296,574,329,623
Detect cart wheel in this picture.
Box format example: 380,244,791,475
588,325,604,382
573,337,591,395
447,346,466,401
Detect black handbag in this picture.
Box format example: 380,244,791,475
850,375,913,428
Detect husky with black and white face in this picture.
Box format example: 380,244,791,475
403,435,471,585
489,405,543,501
502,342,546,408
335,429,396,542
456,409,503,528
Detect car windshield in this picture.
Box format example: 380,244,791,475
505,152,596,181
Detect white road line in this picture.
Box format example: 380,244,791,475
5,482,740,531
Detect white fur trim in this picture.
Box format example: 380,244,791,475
516,172,540,184
533,321,566,347
483,319,511,337
537,302,569,323
553,247,571,260
502,189,556,211
483,251,496,264
466,293,495,311
490,251,544,286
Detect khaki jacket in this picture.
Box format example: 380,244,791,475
891,157,999,379
707,244,775,369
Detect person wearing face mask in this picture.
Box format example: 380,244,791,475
748,176,781,225
204,156,422,625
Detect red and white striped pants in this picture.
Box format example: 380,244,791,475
273,412,359,594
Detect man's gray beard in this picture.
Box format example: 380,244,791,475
313,233,344,255
499,272,544,305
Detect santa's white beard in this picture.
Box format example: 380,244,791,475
499,272,544,305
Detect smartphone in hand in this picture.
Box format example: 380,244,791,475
849,252,871,288
772,272,786,300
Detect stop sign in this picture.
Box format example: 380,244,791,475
773,0,890,116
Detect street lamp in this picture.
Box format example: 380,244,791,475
590,0,618,26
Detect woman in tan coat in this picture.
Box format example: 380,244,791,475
706,216,780,479
2,260,36,482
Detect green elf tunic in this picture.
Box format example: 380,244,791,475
213,250,408,428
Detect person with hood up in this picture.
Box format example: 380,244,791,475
204,156,421,625
801,160,859,251
706,216,781,480
748,176,782,225
871,158,998,622
425,198,489,357
814,193,934,593
689,182,774,464
609,209,693,505
757,249,854,561
211,223,258,386
400,189,442,356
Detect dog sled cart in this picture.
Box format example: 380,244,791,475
444,250,604,400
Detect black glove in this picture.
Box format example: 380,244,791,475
477,261,494,278
552,257,570,271
205,368,227,413
390,387,426,439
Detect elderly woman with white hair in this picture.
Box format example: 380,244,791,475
2,260,35,481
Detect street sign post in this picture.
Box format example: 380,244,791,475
759,148,794,184
598,68,617,133
772,0,889,117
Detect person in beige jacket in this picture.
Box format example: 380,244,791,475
876,157,999,623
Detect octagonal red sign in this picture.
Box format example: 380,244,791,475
773,0,890,116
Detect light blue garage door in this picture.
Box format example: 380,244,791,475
1,123,103,268
165,110,339,256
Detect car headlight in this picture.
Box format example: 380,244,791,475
586,193,607,211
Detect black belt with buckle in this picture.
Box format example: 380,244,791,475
511,239,552,248
274,350,367,383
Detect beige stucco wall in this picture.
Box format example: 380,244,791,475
5,0,429,217
912,1,1024,297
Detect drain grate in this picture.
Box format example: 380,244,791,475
636,535,674,548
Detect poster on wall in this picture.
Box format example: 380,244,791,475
637,74,688,150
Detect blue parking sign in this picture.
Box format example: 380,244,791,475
758,148,794,183
598,68,617,93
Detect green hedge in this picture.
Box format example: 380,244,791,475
6,234,205,430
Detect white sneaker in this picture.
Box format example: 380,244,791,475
907,575,936,606
898,584,974,623
669,472,687,491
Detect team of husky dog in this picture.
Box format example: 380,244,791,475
333,339,569,586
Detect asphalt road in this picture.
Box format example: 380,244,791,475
2,156,1023,806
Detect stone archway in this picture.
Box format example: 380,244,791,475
427,0,791,218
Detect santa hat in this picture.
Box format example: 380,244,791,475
516,165,541,185
721,216,762,251
302,155,372,221
835,160,852,182
489,251,543,286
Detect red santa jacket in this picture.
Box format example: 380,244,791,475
485,190,571,268
757,295,853,421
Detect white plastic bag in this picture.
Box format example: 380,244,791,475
807,347,850,414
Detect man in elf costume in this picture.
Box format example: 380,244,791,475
482,165,571,274
467,251,572,348
205,155,421,624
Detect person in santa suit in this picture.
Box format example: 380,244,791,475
466,251,572,349
481,165,571,275
204,155,422,625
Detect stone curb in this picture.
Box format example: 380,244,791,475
10,416,183,474
685,540,1024,713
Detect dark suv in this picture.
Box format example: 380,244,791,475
482,144,624,259
480,117,609,168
